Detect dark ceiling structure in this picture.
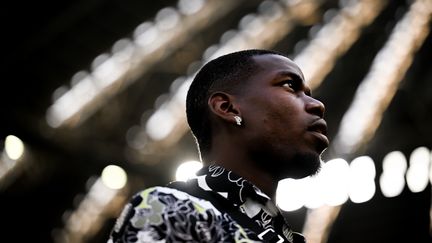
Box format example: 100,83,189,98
1,0,431,243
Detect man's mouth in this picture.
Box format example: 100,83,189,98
307,119,329,147
308,119,328,135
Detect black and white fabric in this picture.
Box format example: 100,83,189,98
108,165,306,243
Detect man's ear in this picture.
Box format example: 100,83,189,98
208,92,241,124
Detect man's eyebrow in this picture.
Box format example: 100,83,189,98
274,70,304,81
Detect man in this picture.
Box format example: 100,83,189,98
108,49,328,243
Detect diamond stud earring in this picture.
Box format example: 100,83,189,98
234,116,242,126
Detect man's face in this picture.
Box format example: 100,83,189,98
237,54,328,179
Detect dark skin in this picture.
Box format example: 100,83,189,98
207,54,328,200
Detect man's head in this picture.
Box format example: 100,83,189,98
186,49,328,179
186,49,280,157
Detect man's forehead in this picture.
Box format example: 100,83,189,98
252,54,305,80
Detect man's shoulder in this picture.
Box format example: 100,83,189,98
125,185,222,216
110,185,229,242
110,184,263,242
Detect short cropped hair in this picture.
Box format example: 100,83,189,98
186,49,286,160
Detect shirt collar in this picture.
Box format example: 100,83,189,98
195,164,272,207
192,164,304,243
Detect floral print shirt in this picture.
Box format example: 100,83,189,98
108,165,305,243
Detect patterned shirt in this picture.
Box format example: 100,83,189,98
108,165,305,243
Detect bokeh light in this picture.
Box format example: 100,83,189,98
175,160,202,181
101,165,128,190
379,151,407,197
4,135,24,160
349,156,376,203
406,147,430,193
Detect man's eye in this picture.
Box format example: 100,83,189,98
281,80,297,90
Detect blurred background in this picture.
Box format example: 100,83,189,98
1,0,431,242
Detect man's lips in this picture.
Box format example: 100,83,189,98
308,119,328,135
307,119,329,147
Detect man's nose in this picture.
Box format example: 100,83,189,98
305,96,325,118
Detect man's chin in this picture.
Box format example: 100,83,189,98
278,152,323,179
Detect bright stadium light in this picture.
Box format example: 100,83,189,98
277,177,310,211
4,135,25,160
320,158,350,206
101,165,128,190
380,151,407,197
348,156,376,203
175,160,202,181
406,147,430,193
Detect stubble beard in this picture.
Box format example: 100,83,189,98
285,151,323,179
253,148,323,180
